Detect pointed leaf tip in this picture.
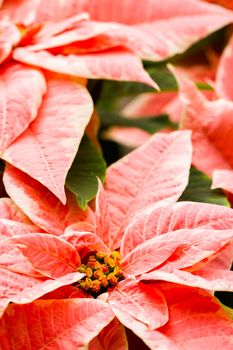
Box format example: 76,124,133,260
66,134,106,210
105,130,192,249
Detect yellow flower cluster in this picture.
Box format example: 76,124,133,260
77,251,124,295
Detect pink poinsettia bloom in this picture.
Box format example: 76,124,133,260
170,34,233,197
0,0,229,95
2,0,233,62
0,2,160,206
1,0,232,87
0,131,233,349
0,0,232,203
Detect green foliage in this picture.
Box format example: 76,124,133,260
96,65,177,101
180,167,229,207
66,134,106,210
148,66,178,91
99,112,175,134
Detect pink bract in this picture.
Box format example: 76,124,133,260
0,131,232,349
3,165,94,236
0,63,93,203
102,126,152,149
2,0,233,61
171,36,233,196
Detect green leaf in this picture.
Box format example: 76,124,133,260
65,134,106,210
97,65,177,101
98,112,176,134
180,167,229,207
148,66,177,91
98,79,154,100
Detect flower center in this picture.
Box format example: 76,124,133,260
76,251,124,296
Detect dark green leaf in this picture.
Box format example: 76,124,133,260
148,66,177,91
98,111,175,134
180,167,229,207
97,65,177,101
65,134,106,210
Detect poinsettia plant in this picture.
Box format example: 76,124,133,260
0,0,232,349
0,131,233,349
